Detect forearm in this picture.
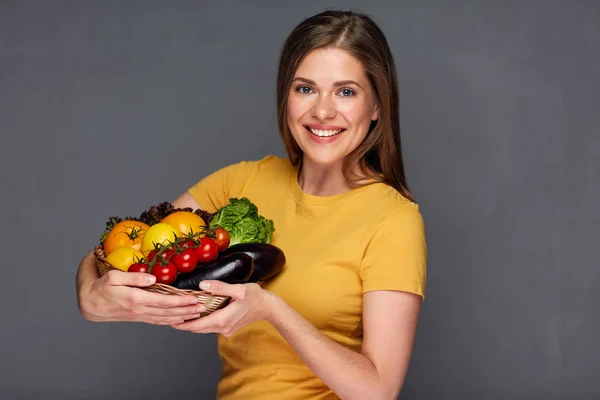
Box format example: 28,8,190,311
76,252,99,290
76,251,99,315
267,295,393,400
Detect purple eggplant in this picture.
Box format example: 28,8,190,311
172,253,254,290
218,243,286,283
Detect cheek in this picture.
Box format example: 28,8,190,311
287,94,307,122
339,100,375,129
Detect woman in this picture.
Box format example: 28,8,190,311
76,10,426,400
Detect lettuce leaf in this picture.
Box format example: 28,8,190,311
209,197,275,245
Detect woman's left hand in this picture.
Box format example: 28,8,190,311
169,281,275,336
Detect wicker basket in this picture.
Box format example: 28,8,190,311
94,246,230,317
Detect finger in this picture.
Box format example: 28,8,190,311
199,280,247,299
134,290,201,308
171,302,240,332
104,269,156,287
170,311,225,332
148,314,202,326
169,322,219,333
140,304,206,318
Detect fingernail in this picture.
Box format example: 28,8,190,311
197,306,206,313
200,281,211,290
145,275,156,284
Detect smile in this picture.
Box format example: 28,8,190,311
304,126,346,137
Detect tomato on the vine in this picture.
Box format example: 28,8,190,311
105,247,145,272
160,211,206,237
148,247,174,263
128,263,149,273
150,262,178,285
213,227,230,252
178,239,197,250
141,223,180,254
171,248,199,273
196,237,219,263
103,220,150,256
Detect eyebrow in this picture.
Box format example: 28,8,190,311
292,77,363,89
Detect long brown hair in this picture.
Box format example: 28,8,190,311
276,10,414,202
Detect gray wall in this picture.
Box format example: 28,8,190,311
1,1,598,399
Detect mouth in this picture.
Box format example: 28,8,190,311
304,126,346,138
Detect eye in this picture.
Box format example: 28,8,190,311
338,88,356,97
295,85,314,95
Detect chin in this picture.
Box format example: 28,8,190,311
301,149,346,167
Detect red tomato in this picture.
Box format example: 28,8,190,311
171,248,199,273
150,262,178,285
148,250,159,262
213,227,230,252
196,237,218,263
148,247,174,263
128,263,149,273
178,239,197,250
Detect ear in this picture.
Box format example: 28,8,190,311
371,102,380,122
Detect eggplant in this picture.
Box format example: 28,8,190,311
172,253,254,290
218,243,286,283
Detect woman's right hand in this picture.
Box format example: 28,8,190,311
76,252,205,325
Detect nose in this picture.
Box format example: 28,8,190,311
311,94,336,121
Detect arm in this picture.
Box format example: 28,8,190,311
269,289,421,399
170,282,421,400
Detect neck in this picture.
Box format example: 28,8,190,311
297,158,349,197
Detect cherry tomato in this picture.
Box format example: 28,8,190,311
150,262,178,285
213,227,230,252
147,250,160,262
178,239,197,250
195,237,218,263
171,248,199,273
148,247,174,263
128,263,149,273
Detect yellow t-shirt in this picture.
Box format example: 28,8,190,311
187,155,427,400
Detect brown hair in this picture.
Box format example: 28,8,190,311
276,10,414,202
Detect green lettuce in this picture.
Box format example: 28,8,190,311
209,197,275,245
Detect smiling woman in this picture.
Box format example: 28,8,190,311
287,48,380,169
75,10,426,400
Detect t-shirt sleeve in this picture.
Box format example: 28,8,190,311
360,203,427,299
186,160,256,213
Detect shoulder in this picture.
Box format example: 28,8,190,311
358,186,427,297
375,198,424,243
229,154,291,173
187,154,292,212
188,154,290,190
219,154,293,198
355,185,426,256
381,200,424,235
254,154,291,171
345,183,425,249
360,183,424,228
207,154,291,183
232,154,294,185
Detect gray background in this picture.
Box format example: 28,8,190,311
1,1,598,399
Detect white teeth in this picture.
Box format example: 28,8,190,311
308,128,343,137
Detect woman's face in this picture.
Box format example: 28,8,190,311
286,47,379,167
